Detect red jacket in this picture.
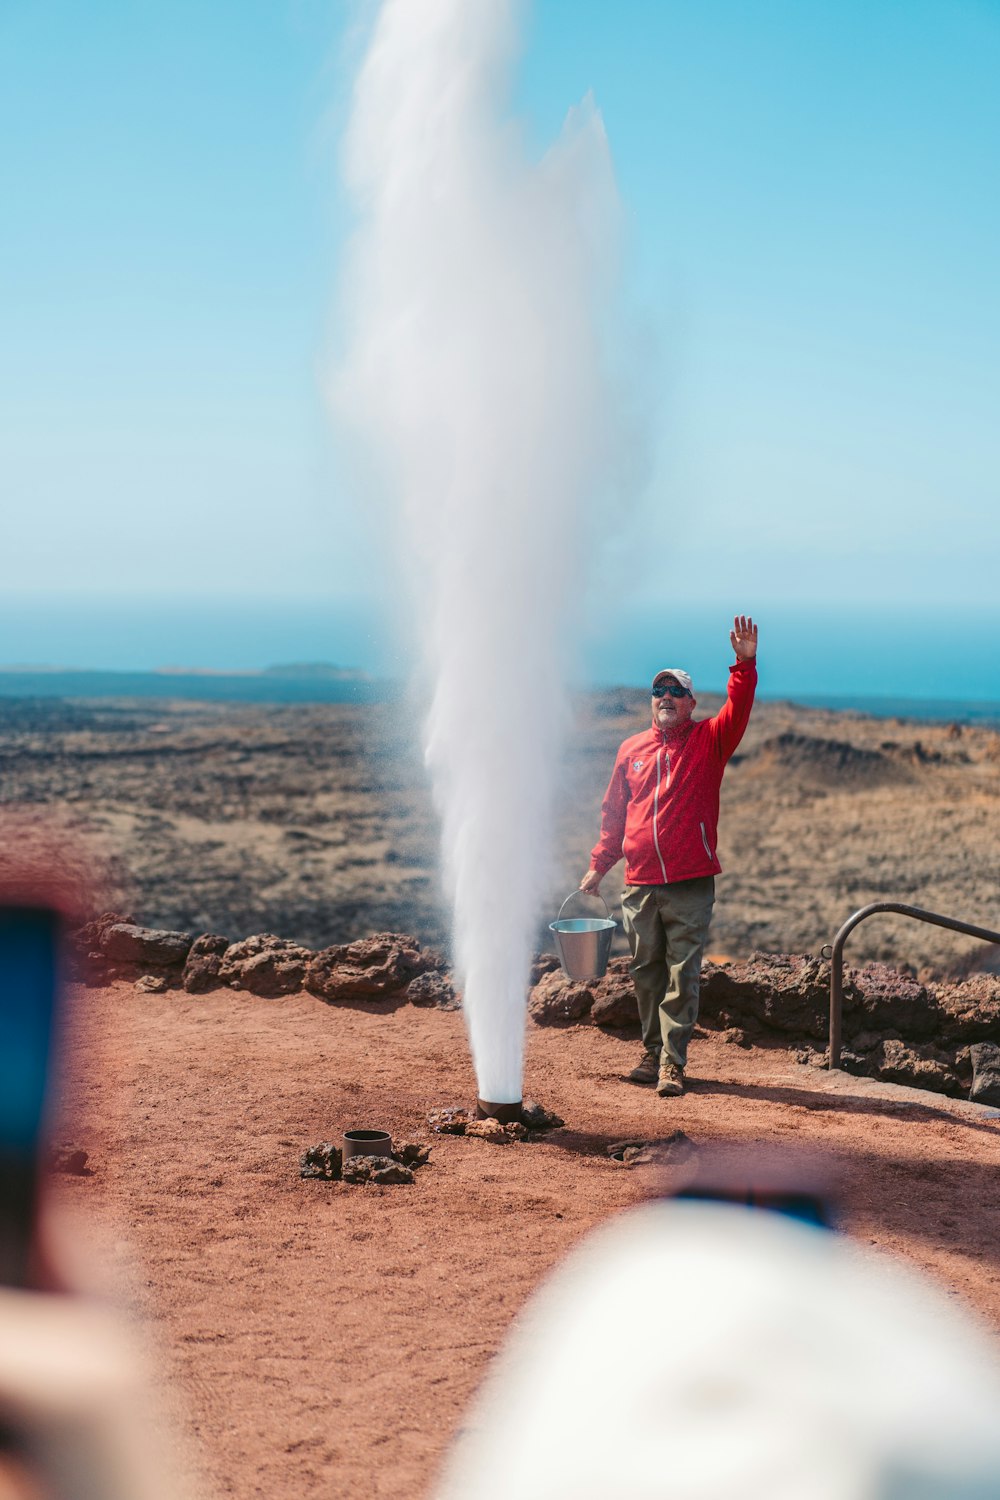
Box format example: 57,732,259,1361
590,660,757,885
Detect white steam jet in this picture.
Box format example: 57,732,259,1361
330,0,625,1104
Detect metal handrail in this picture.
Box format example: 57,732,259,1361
827,902,1000,1069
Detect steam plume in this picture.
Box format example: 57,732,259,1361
331,0,623,1102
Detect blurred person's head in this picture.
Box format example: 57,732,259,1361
438,1198,1000,1499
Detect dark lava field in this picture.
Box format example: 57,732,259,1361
1,690,997,976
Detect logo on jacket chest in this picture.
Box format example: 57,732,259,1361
632,759,645,772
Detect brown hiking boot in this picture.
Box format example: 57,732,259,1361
657,1059,685,1097
624,1050,661,1086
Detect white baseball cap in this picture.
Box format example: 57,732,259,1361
652,668,693,695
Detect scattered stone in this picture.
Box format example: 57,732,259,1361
49,1145,90,1175
835,1049,870,1075
530,952,562,984
72,916,1000,1110
850,964,937,1042
847,1029,882,1053
426,1102,562,1139
465,1118,527,1144
519,1100,565,1132
590,958,640,1030
607,1130,695,1166
182,933,229,994
299,1142,342,1180
870,1038,959,1096
954,1045,973,1076
300,1139,429,1183
69,912,135,983
969,1043,1000,1106
936,974,1000,1044
405,971,460,1010
528,969,594,1025
219,934,312,997
391,1139,432,1167
427,1107,471,1135
306,932,436,1002
102,923,193,968
342,1155,414,1185
700,953,831,1040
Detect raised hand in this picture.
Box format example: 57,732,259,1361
730,615,758,661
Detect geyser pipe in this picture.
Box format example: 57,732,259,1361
475,1099,523,1126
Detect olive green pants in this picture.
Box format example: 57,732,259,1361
620,877,715,1068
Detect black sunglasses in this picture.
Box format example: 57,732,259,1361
651,683,689,699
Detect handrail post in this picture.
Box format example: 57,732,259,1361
827,902,1000,1071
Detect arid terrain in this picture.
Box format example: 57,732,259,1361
2,689,997,974
56,977,1000,1500
12,687,997,1499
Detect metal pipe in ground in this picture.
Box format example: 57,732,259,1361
476,1099,523,1125
343,1128,393,1160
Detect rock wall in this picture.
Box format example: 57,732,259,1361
69,917,1000,1105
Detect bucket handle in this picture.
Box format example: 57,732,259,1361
556,889,613,923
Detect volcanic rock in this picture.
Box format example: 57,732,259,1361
306,932,435,1002
102,922,193,968
219,934,312,997
300,1139,428,1182
590,961,641,1030
528,969,594,1025
519,1100,565,1132
530,953,562,984
299,1142,342,1179
847,1029,882,1054
935,975,1000,1044
870,1038,959,1096
465,1118,527,1144
526,954,638,1032
341,1155,414,1185
700,953,830,1039
849,963,937,1042
405,971,460,1009
182,933,230,993
70,911,137,981
427,1107,471,1135
391,1140,432,1167
135,973,168,993
969,1043,1000,1106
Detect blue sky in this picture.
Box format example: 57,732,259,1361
2,0,998,682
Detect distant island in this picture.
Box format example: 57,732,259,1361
0,663,388,704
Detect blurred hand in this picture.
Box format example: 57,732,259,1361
730,615,758,661
0,1213,188,1500
0,1287,179,1500
579,870,603,897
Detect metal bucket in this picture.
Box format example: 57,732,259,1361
549,891,616,981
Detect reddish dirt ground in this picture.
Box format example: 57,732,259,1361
57,982,1000,1500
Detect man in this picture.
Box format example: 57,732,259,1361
580,616,758,1097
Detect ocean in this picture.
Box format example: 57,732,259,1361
0,669,996,728
0,599,997,725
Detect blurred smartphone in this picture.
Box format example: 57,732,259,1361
0,904,63,1287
